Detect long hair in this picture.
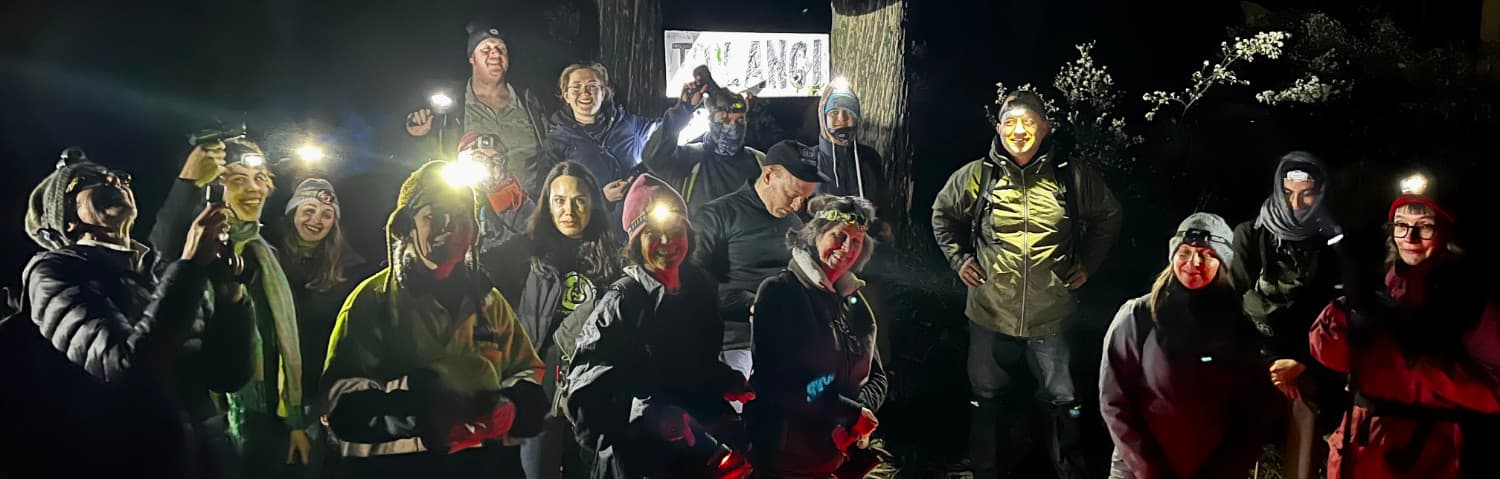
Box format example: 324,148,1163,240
1147,263,1233,323
275,208,348,292
529,162,621,280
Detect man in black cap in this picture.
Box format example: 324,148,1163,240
642,77,764,214
692,140,825,408
405,22,552,194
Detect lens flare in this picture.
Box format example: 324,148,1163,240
1399,174,1429,196
443,158,489,187
295,144,324,163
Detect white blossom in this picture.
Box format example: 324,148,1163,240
1256,75,1348,105
1143,31,1291,121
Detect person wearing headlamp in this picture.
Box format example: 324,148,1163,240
457,132,536,253
693,140,825,410
321,161,547,477
1101,213,1282,479
932,90,1121,479
154,138,314,476
747,195,888,479
404,22,550,194
11,149,255,477
565,174,755,479
813,81,888,241
640,73,764,213
1308,173,1500,479
1227,151,1345,477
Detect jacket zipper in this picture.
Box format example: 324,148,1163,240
1019,162,1029,337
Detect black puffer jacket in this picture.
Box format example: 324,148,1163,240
641,102,766,213
747,249,887,477
693,182,803,350
24,242,257,418
565,264,743,479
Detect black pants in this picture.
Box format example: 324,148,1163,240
343,445,524,479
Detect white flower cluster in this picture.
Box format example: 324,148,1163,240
1142,31,1291,121
1054,42,1120,113
1255,75,1348,105
993,82,1060,117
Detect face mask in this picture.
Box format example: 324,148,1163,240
827,126,855,144
708,121,746,157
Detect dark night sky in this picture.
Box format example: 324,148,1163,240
0,0,1486,288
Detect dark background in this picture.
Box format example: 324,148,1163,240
3,0,1495,476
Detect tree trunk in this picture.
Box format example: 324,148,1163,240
1481,0,1500,78
596,0,666,116
831,0,912,240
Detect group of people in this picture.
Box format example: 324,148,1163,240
3,19,1499,479
935,89,1500,479
2,21,889,479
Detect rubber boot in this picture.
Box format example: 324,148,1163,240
1046,402,1088,479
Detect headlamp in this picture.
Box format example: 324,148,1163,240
295,144,325,164
239,153,266,168
829,76,850,93
650,203,675,223
1284,170,1311,183
1180,228,1224,248
442,158,489,187
1400,173,1429,196
430,92,455,113
813,209,869,228
66,170,133,195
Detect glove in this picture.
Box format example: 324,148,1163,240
718,368,755,404
408,355,502,449
446,400,517,453
710,445,753,479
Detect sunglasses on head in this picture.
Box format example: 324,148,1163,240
814,209,869,228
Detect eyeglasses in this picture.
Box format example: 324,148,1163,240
1391,222,1439,240
566,83,603,95
66,170,133,195
813,209,869,227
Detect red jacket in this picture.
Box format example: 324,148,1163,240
1309,261,1500,479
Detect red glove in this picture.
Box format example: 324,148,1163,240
720,370,756,404
487,177,526,213
711,446,753,479
832,407,878,450
446,401,517,453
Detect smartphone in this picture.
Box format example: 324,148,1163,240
206,182,226,206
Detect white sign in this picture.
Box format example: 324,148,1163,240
664,30,830,98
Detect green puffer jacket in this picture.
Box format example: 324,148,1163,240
932,138,1122,337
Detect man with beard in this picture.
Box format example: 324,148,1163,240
321,161,547,478
405,23,551,194
1229,152,1343,479
153,139,311,478
693,140,824,404
640,77,764,214
813,81,888,241
6,150,255,478
931,91,1122,479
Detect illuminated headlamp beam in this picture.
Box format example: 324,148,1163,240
1400,174,1429,196
295,144,325,163
442,158,489,187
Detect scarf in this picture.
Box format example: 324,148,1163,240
707,121,746,157
225,222,305,437
1254,153,1335,242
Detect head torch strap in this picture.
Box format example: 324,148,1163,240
813,209,868,227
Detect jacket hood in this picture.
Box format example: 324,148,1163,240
1255,151,1337,242
789,247,866,297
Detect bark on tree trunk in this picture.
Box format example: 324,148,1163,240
596,0,666,116
831,0,912,239
1481,0,1500,78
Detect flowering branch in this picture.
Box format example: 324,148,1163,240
1143,31,1291,121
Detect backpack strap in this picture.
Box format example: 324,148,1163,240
1055,158,1085,265
969,161,995,246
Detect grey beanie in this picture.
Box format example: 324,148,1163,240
285,178,341,219
466,24,505,57
26,149,111,251
1167,212,1235,267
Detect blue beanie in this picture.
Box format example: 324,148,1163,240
823,90,861,122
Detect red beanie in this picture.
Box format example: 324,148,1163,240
457,132,501,154
621,174,687,243
1389,195,1455,225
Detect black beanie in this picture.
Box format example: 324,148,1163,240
466,23,506,58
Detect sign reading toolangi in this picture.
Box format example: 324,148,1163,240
664,30,830,98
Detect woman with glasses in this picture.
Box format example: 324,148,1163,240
1101,213,1282,479
746,195,888,479
1309,174,1500,479
541,63,669,241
